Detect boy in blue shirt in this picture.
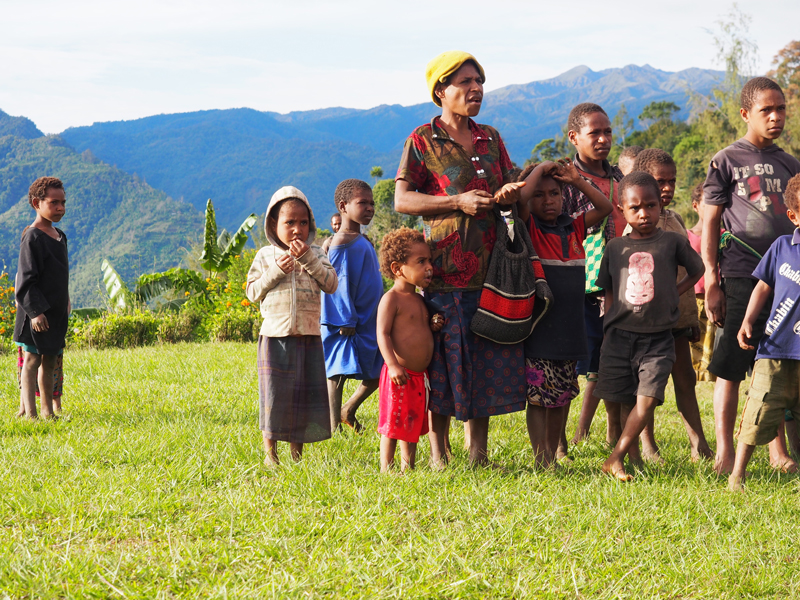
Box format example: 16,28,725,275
730,174,800,490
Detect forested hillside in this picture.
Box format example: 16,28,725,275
0,131,203,307
60,64,723,227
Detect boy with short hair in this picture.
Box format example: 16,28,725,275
561,102,624,450
321,212,342,254
730,174,800,490
322,180,383,432
595,172,704,481
701,77,800,475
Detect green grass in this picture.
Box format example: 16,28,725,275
2,342,799,598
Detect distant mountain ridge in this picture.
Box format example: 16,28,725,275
59,64,723,228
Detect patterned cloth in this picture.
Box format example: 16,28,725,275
691,299,717,382
525,357,580,408
16,346,63,399
377,364,430,443
427,290,526,421
396,117,514,292
561,156,623,242
257,335,331,444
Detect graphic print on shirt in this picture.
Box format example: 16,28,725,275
625,252,655,310
734,163,785,215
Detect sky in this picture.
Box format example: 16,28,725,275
1,0,798,134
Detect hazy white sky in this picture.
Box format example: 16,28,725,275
1,0,798,133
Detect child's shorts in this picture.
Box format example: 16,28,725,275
594,328,675,405
378,364,430,444
737,359,800,446
526,358,579,408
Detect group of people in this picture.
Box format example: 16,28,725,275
14,51,800,490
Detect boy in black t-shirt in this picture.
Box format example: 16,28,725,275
595,172,704,481
701,77,800,475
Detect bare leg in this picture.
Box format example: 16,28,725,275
427,412,449,469
341,378,379,431
604,400,622,445
555,402,571,462
289,442,303,462
399,441,417,471
461,418,469,453
728,441,756,491
526,404,548,468
672,338,713,461
468,416,490,466
327,377,344,433
571,378,599,444
37,355,57,419
768,421,798,473
19,351,42,419
639,412,662,463
618,403,641,465
603,396,658,480
787,419,800,460
380,435,397,472
713,378,741,474
548,405,569,465
262,432,279,467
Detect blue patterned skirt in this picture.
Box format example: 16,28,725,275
426,290,526,421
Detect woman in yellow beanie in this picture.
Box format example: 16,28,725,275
394,51,525,468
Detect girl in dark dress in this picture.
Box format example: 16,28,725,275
14,177,69,419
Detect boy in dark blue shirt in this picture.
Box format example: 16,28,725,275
730,174,800,490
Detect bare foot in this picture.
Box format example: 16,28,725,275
602,459,633,482
41,413,59,421
556,455,574,466
264,454,280,469
642,450,665,466
713,455,734,476
340,416,364,434
16,408,25,418
690,444,714,463
770,457,799,474
429,458,448,472
727,474,745,492
53,399,62,413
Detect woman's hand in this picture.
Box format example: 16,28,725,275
493,182,526,206
456,190,495,215
276,254,295,274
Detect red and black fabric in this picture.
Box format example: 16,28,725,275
471,206,553,344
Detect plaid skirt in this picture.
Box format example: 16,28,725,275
17,347,63,399
258,335,331,444
426,290,526,421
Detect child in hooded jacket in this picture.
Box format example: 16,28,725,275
246,186,338,466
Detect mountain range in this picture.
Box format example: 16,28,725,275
59,64,723,228
0,63,724,306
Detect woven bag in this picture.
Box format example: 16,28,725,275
470,205,554,344
583,177,614,293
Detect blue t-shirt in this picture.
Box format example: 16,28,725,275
753,229,800,361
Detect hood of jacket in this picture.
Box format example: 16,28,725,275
264,186,317,247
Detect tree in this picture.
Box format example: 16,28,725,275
768,40,800,155
368,178,417,246
525,126,571,165
638,101,680,128
199,199,257,276
370,166,384,185
612,103,635,147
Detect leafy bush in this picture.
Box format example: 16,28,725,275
73,310,159,349
157,309,204,344
207,308,259,342
0,269,14,349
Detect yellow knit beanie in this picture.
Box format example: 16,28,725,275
425,51,485,107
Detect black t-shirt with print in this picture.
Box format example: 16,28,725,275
703,139,800,279
596,230,704,333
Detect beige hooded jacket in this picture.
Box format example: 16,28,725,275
246,186,337,337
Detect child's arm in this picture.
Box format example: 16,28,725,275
294,243,338,294
737,280,772,350
246,249,288,303
552,159,613,229
675,236,705,297
517,161,558,222
376,294,407,385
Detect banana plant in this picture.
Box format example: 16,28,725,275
101,259,130,310
101,261,207,311
199,199,257,276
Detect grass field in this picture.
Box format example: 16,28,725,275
2,342,799,599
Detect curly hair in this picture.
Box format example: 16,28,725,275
618,171,660,206
379,227,426,279
785,173,800,214
517,162,562,189
28,177,64,208
567,103,608,133
632,148,675,176
741,77,784,110
691,181,704,206
334,179,372,210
